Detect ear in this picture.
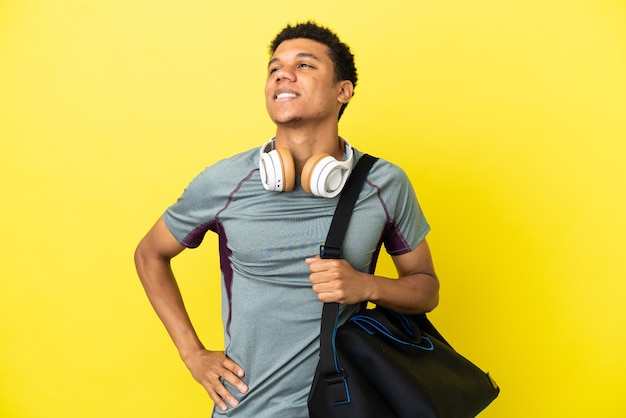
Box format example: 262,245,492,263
337,80,354,104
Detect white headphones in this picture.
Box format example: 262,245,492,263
259,137,354,198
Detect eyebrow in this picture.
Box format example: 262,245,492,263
268,52,321,68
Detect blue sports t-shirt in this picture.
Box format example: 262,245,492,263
163,145,430,418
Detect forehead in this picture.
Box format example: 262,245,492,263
270,38,332,62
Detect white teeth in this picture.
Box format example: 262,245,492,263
276,92,297,99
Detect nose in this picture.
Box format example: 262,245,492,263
275,66,295,83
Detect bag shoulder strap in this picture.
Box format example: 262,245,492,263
317,153,378,405
320,153,378,259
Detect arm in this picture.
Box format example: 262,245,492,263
306,239,439,314
134,216,248,411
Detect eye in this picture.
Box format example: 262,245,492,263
297,63,312,69
269,66,279,74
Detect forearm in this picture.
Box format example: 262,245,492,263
307,239,440,313
134,249,205,358
365,239,439,314
367,272,439,315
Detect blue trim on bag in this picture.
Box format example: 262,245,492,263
390,310,415,337
349,315,435,351
330,308,351,404
331,309,342,372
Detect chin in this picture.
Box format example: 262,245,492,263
273,115,303,126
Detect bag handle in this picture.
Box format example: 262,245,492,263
317,153,378,405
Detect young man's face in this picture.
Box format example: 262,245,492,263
265,38,351,127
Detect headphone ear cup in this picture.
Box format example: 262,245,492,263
259,152,277,191
275,148,295,192
301,153,330,195
259,147,295,192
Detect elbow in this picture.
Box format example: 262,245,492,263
422,274,440,313
134,240,148,271
134,241,149,281
133,238,161,281
424,292,439,313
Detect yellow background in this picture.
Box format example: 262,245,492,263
2,0,625,416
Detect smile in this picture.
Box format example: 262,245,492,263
275,91,298,100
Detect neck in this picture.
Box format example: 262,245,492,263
274,124,343,174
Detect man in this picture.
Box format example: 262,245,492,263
134,21,439,417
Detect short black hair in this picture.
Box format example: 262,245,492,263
269,21,357,120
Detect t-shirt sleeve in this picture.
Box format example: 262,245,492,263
382,164,430,256
163,168,221,248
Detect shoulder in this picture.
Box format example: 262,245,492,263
353,148,422,218
204,146,259,177
353,148,412,190
185,147,259,189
